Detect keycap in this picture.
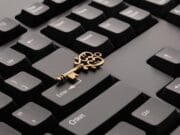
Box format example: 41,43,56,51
139,0,176,17
0,18,26,45
0,48,30,79
12,33,57,62
12,102,55,134
16,3,52,27
5,71,43,104
117,6,157,33
41,17,84,46
73,31,114,56
41,69,114,117
147,47,180,77
0,92,16,118
106,122,145,135
171,126,180,135
167,5,180,26
56,51,105,82
59,82,142,134
0,122,22,135
44,0,69,13
97,17,135,48
90,0,127,16
68,5,106,29
132,98,178,134
33,48,77,80
159,78,180,108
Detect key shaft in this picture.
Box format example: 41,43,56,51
56,64,82,81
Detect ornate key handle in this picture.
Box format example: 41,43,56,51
74,51,105,70
56,51,105,83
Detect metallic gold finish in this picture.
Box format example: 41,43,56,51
56,51,105,82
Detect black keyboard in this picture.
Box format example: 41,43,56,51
1,0,180,134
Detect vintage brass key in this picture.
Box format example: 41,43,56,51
56,51,105,82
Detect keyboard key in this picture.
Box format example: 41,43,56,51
33,48,76,80
41,17,84,46
44,0,69,13
16,3,52,27
12,102,55,134
73,31,115,56
0,18,26,45
12,33,57,62
0,122,22,135
68,5,106,29
0,92,16,118
90,0,127,16
117,6,157,33
139,0,176,17
147,47,180,77
106,122,145,135
97,18,135,48
5,71,43,104
0,48,30,79
159,78,180,108
167,5,180,26
132,98,178,134
41,69,114,117
171,126,180,135
59,82,142,135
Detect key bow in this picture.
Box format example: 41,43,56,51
74,51,105,70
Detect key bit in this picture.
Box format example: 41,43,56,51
56,51,105,82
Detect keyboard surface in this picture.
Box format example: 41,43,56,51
0,0,180,134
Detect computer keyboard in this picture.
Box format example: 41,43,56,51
1,0,180,134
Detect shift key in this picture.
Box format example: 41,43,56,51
59,82,142,135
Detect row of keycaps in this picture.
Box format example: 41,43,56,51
0,81,180,134
15,0,180,29
41,3,157,56
1,0,180,134
16,0,85,27
0,46,179,134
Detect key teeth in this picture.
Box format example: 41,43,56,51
56,75,65,81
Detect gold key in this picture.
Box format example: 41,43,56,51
56,51,105,82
